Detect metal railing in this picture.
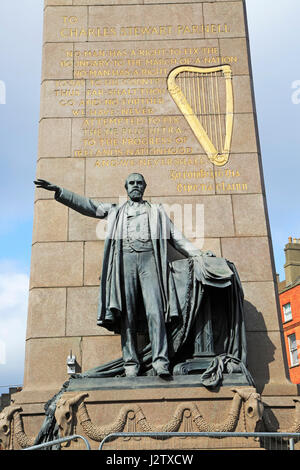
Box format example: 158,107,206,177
21,431,300,451
24,434,91,450
98,431,300,451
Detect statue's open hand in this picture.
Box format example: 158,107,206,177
34,179,59,192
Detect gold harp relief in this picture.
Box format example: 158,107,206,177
167,65,234,167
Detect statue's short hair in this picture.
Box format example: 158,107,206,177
124,173,147,190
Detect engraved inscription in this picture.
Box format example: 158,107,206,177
41,4,254,195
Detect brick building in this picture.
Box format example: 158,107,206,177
278,238,300,384
0,388,21,412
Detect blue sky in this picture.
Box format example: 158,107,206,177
0,0,299,393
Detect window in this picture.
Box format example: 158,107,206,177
283,302,292,322
288,333,299,367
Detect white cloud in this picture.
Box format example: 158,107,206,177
0,273,29,313
0,262,29,392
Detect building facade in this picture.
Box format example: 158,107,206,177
278,238,300,384
0,388,21,413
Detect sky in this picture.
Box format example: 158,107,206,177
0,0,299,394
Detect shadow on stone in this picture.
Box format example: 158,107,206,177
244,300,276,395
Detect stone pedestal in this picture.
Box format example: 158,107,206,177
9,0,299,451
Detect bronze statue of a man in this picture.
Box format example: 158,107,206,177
34,174,204,378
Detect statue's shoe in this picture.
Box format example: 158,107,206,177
124,366,139,377
155,367,171,378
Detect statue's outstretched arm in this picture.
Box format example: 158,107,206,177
34,179,111,219
34,178,60,193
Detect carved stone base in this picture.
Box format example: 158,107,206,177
0,384,257,450
56,384,265,450
5,378,300,451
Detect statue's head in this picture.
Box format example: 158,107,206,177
124,173,147,202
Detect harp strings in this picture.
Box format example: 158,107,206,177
215,71,224,151
176,71,224,153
